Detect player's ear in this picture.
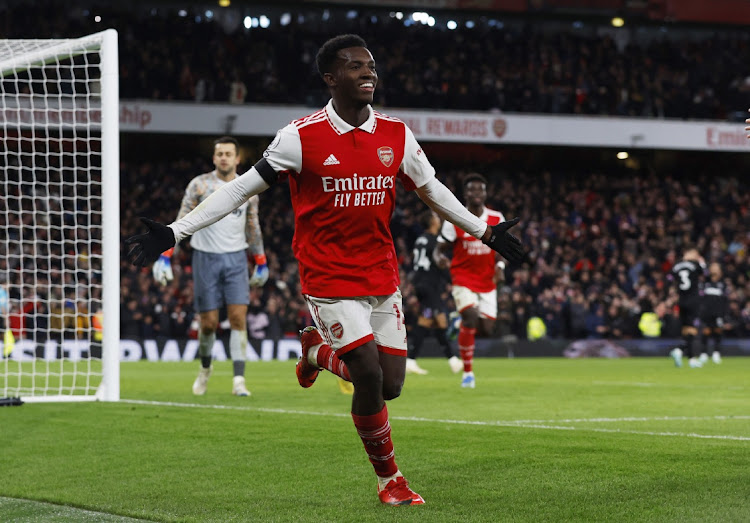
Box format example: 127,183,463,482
322,72,337,89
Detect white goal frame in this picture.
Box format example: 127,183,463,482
0,29,120,402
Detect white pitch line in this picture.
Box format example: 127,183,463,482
591,380,746,391
121,399,750,441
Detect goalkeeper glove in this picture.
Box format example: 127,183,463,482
152,248,174,286
482,217,525,264
125,217,176,267
249,253,269,287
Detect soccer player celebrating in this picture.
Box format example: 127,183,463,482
435,173,510,388
125,35,524,506
406,211,462,375
669,247,706,368
151,136,269,396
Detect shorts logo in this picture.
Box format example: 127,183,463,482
377,146,394,167
331,322,344,339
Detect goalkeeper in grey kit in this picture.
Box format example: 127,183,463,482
152,136,269,396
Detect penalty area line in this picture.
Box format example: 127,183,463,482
121,399,750,441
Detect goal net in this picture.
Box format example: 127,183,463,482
0,29,120,402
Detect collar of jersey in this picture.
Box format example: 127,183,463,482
325,99,376,135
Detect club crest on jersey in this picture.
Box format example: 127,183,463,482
331,322,344,339
377,147,394,167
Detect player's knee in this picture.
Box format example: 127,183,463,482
462,309,479,329
382,379,403,401
348,361,383,389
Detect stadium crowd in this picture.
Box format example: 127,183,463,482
4,2,750,121
114,153,750,343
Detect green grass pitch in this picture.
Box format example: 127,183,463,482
1,357,749,522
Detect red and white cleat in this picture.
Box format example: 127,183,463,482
296,326,323,388
378,477,425,506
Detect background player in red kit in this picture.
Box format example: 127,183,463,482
125,34,524,506
436,173,508,389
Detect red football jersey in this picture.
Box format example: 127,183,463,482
440,207,505,293
262,101,436,297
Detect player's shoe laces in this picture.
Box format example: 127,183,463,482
446,312,461,341
378,477,425,506
405,358,428,375
688,357,703,368
669,348,683,368
192,366,212,395
712,351,722,364
448,356,463,374
461,372,475,388
297,326,323,388
232,376,251,397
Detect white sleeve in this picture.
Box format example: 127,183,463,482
262,123,302,174
417,178,487,239
168,168,269,243
439,219,456,243
399,125,435,189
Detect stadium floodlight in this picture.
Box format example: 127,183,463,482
0,29,120,403
447,20,457,30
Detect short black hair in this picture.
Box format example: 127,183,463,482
419,210,438,229
213,136,239,154
463,172,488,188
316,34,368,78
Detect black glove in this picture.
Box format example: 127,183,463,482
124,217,176,267
482,217,525,264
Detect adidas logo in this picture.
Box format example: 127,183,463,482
323,154,340,166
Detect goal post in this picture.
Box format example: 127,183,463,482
0,29,120,402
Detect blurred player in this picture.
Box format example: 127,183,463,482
151,136,269,396
699,262,727,364
435,173,509,388
668,247,706,368
406,211,461,375
125,34,524,505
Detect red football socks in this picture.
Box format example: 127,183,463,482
352,404,398,478
315,344,351,382
458,326,476,373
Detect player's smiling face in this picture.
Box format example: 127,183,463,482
333,47,377,104
464,181,487,208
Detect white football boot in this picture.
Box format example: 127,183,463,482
192,366,212,395
405,358,428,375
232,376,251,397
669,348,683,368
